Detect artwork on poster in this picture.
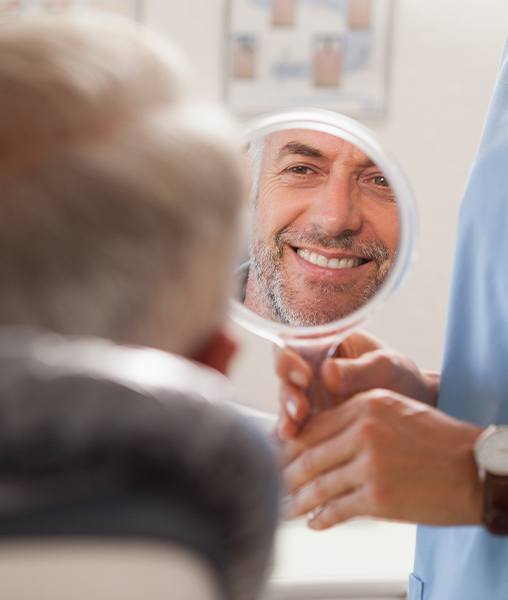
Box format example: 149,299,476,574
0,0,141,18
224,0,392,117
231,34,258,80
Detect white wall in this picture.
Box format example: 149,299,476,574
143,0,508,413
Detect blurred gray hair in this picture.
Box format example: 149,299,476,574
246,137,265,206
0,14,244,356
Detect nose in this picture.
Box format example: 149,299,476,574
308,170,363,237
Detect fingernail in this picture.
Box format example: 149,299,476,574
307,507,324,529
286,397,298,419
289,369,308,388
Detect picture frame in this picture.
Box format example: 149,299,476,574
0,0,142,20
223,0,393,118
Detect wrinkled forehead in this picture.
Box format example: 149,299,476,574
262,128,372,167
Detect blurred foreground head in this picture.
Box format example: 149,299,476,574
0,14,243,357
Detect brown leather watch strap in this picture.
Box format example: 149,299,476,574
484,471,508,535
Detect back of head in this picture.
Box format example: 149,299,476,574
0,14,243,356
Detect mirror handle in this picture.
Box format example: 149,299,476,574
285,341,341,416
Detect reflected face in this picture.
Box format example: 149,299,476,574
244,129,400,326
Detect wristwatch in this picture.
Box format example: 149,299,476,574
474,425,508,535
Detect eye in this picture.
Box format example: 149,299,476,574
361,171,393,192
369,174,389,187
360,170,395,201
285,164,317,176
278,162,324,187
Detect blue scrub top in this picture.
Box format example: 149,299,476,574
410,41,508,600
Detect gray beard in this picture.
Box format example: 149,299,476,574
250,227,391,326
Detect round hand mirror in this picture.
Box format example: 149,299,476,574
231,108,416,413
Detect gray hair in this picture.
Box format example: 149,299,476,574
0,15,243,356
246,136,265,207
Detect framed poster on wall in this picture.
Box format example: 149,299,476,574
224,0,393,118
0,0,142,19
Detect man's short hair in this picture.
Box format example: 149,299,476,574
0,14,243,355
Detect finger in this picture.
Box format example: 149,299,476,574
284,458,363,519
279,382,311,427
277,413,300,442
338,331,386,358
281,397,360,466
308,487,368,530
283,422,361,493
275,346,312,388
277,384,310,441
321,350,394,398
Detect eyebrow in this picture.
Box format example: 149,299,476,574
276,141,376,169
276,142,324,161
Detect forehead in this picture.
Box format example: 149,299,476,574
263,129,371,164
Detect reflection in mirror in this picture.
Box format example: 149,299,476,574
238,128,400,327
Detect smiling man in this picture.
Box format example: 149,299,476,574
243,129,400,326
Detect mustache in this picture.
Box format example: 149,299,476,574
274,226,390,263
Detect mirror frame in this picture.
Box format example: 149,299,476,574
231,108,417,346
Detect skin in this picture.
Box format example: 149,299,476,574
191,329,237,376
274,332,483,529
276,331,440,439
244,130,400,326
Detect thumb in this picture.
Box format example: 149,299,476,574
321,351,390,398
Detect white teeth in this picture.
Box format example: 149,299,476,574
317,255,328,267
296,248,364,270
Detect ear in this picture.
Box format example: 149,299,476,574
192,329,238,376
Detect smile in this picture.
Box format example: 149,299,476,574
296,248,367,270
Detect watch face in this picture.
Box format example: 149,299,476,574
476,427,508,476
